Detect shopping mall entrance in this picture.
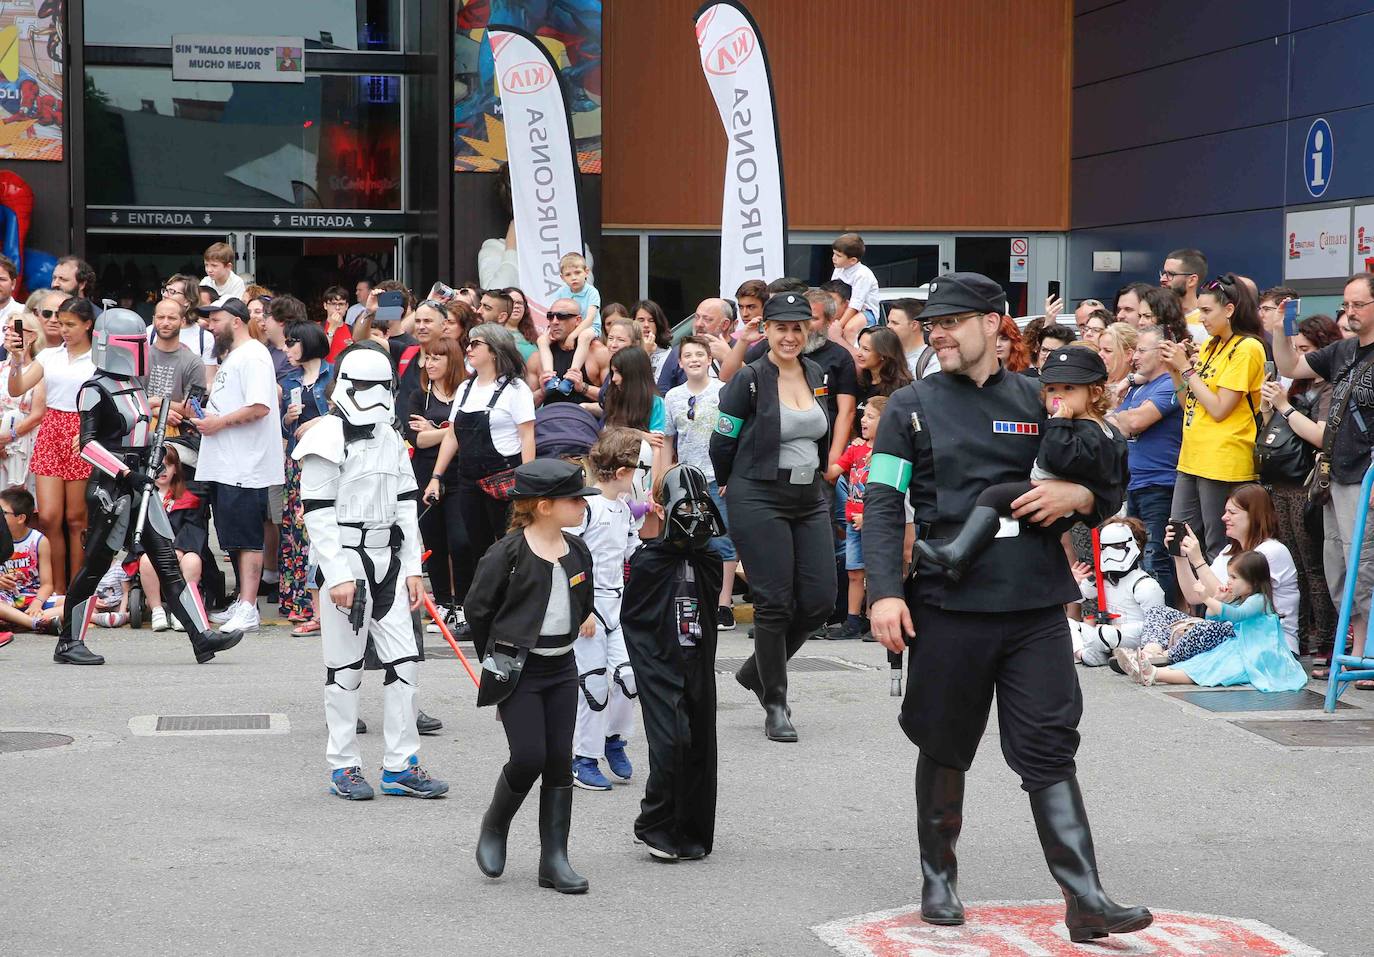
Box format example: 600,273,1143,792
85,228,402,321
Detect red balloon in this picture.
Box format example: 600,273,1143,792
0,171,35,297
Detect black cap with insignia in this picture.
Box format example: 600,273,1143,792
1039,346,1108,384
763,291,812,322
919,272,1007,320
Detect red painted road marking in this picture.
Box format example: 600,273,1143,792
813,901,1322,956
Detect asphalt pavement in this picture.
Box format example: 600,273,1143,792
2,612,1371,956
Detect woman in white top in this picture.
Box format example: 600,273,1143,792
1173,484,1300,653
0,297,48,492
424,323,537,561
6,296,97,592
633,300,673,388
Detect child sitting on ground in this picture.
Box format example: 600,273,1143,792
538,252,602,395
138,442,206,633
1117,550,1306,691
918,347,1127,582
824,397,884,638
0,486,61,634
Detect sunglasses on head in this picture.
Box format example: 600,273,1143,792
1203,276,1236,302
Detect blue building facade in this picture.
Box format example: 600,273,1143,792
1069,0,1374,305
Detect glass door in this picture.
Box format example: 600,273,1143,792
86,231,228,318
250,234,399,320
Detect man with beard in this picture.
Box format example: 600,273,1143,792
661,298,736,392
528,296,608,405
1160,248,1207,341
864,272,1151,944
190,298,285,636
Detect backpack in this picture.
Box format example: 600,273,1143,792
913,345,937,380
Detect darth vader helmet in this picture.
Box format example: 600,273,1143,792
657,464,725,548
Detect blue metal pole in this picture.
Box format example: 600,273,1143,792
1324,462,1374,712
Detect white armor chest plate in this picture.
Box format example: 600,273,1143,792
335,429,405,526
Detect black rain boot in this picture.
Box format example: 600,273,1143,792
537,786,589,894
1029,777,1152,943
476,772,530,878
53,638,105,665
916,506,1003,583
189,628,244,664
416,710,443,735
754,625,797,742
916,754,965,926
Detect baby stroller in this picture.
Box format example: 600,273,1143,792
127,434,215,628
534,403,601,459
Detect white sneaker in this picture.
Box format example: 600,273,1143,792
210,601,239,624
149,606,170,632
220,601,260,634
170,611,186,632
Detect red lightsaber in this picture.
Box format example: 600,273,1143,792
1090,527,1117,623
420,549,480,687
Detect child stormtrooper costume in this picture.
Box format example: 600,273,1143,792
567,439,652,791
294,343,447,800
1070,522,1166,667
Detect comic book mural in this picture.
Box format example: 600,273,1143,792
453,0,601,174
0,0,63,161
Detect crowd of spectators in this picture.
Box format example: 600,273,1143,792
0,236,1369,691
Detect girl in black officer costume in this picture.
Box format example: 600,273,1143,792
466,459,597,894
710,292,836,743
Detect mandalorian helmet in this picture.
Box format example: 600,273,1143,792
1098,521,1142,575
92,308,149,379
332,344,396,426
657,464,725,548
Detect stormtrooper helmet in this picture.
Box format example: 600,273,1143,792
1098,521,1142,574
92,308,149,378
657,464,725,548
333,343,395,426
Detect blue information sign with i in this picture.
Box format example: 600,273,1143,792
1305,118,1333,199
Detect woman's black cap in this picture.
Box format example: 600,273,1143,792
763,292,812,323
508,458,599,499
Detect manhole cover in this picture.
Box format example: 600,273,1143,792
1233,718,1374,748
156,714,270,731
1166,689,1350,713
715,655,871,674
0,731,74,753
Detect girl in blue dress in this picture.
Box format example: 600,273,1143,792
1116,550,1307,692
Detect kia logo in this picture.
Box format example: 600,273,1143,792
501,61,552,94
704,27,755,75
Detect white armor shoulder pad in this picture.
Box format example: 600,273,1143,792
292,415,345,464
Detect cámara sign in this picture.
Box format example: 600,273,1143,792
172,35,305,83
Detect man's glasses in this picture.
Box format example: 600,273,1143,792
547,311,579,322
1160,269,1196,281
1341,299,1374,312
920,314,977,335
687,394,698,421
36,308,57,319
325,299,347,307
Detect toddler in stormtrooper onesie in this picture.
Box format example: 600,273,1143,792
565,428,649,791
1070,517,1166,667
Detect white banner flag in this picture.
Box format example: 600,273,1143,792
694,1,787,300
489,26,584,324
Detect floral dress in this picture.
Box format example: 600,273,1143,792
278,364,333,620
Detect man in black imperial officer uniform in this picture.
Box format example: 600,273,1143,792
864,273,1152,944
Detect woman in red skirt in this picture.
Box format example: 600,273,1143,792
6,297,97,592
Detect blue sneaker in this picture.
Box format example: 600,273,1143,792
572,755,612,791
330,766,375,801
556,376,575,395
381,761,450,798
604,736,633,781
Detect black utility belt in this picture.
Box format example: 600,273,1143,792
774,466,818,485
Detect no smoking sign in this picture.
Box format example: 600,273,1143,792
813,901,1321,956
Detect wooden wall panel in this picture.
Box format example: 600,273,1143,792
603,0,1072,231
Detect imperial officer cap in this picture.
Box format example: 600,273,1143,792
195,297,249,321
762,292,811,322
919,272,1007,321
508,458,599,500
1039,346,1108,384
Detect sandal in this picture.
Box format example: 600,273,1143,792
1355,679,1374,691
1311,666,1331,681
292,619,321,637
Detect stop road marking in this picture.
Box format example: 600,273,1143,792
812,901,1321,956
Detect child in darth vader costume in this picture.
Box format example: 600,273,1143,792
52,308,243,666
620,464,725,862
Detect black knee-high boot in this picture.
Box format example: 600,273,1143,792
1029,777,1152,943
916,506,1003,582
476,771,530,878
537,786,588,894
916,754,965,925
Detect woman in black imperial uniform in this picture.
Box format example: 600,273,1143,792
863,274,1152,945
709,292,835,743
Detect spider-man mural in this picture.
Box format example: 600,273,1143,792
0,0,64,161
